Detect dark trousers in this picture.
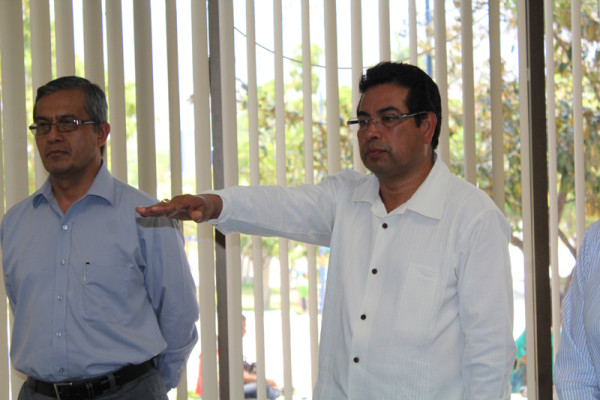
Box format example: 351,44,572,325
18,368,168,400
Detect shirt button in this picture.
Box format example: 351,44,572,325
372,268,378,274
353,357,359,363
56,331,62,337
60,259,66,265
62,225,68,231
360,314,366,320
382,223,388,229
57,295,63,301
58,368,64,374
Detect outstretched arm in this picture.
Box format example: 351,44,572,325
136,194,223,223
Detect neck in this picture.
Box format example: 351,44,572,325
51,162,102,214
378,157,434,213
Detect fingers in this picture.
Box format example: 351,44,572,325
136,202,178,218
136,194,221,223
136,195,199,220
189,209,207,223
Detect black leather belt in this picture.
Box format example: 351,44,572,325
27,360,154,400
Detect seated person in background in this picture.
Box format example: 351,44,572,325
242,315,281,399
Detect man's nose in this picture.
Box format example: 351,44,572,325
364,118,382,138
45,127,66,143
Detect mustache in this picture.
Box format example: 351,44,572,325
361,141,390,153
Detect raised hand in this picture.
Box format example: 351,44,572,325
136,194,223,223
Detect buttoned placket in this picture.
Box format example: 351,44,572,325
349,215,392,374
53,219,71,377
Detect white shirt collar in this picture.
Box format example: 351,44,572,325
351,154,449,220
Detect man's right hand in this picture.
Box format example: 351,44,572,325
136,194,223,223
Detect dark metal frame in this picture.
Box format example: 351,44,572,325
524,0,553,398
208,1,230,398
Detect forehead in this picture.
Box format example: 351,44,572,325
35,88,87,118
359,83,409,114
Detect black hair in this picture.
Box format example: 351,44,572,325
358,62,442,150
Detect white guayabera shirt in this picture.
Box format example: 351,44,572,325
211,156,516,400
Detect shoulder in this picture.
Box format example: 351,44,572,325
2,194,37,224
0,195,39,244
320,169,373,191
110,178,178,230
112,177,159,208
330,169,369,182
583,220,600,245
566,221,600,285
427,159,498,213
432,171,510,241
313,170,377,205
443,171,502,218
451,175,496,207
578,221,600,267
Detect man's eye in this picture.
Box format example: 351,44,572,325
58,120,77,129
358,119,370,127
381,115,398,122
37,122,51,129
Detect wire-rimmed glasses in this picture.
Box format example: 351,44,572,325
29,119,97,136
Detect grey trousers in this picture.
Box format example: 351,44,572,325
18,368,168,400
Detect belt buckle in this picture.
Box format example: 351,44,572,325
53,382,73,400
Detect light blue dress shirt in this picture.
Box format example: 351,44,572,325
1,162,198,390
556,220,600,399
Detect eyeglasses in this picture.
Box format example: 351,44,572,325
29,119,97,136
347,111,428,131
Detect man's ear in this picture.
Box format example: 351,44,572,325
97,122,111,148
422,112,437,145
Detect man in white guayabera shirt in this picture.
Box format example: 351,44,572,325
138,62,516,400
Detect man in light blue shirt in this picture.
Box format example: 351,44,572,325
1,76,198,399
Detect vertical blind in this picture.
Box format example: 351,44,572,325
0,0,590,398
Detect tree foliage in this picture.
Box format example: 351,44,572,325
437,0,600,259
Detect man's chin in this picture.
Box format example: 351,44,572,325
362,160,388,174
44,164,73,177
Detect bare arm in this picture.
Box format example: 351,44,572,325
136,194,223,223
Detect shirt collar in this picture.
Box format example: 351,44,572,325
32,161,116,208
404,155,448,220
352,154,449,220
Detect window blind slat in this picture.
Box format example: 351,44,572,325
106,1,128,182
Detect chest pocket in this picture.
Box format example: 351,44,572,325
394,263,439,341
80,262,143,325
